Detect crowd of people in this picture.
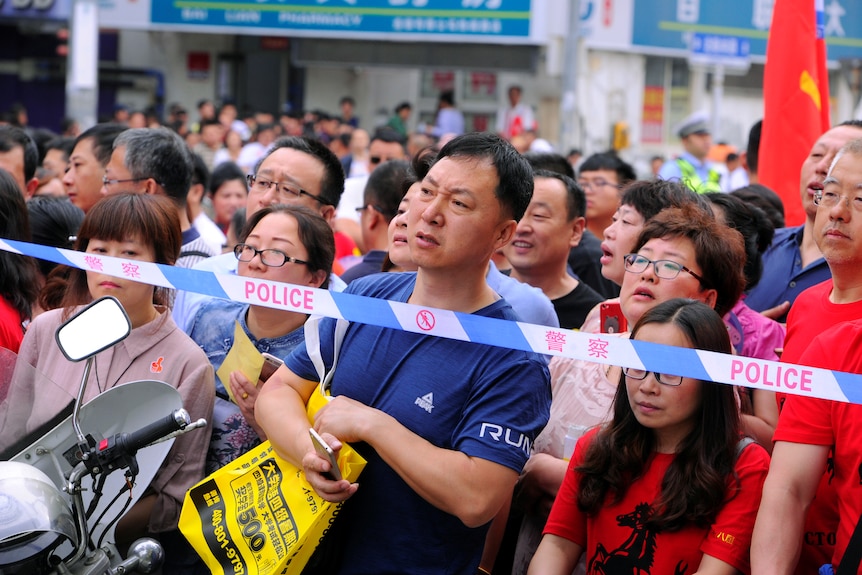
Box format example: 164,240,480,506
0,92,861,575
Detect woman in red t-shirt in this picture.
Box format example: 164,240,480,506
0,169,38,353
529,299,770,575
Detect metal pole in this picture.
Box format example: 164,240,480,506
559,0,581,153
66,0,99,131
711,64,725,140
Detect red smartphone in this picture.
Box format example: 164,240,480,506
600,302,627,334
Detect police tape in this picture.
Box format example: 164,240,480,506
3,237,861,406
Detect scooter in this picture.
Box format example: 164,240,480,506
0,296,207,574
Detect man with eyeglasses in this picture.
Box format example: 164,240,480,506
753,137,862,575
257,132,551,575
568,152,636,300
172,136,347,332
335,128,407,251
745,121,862,323
340,159,410,283
577,152,636,241
101,127,218,269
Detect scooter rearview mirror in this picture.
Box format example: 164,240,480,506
55,296,132,363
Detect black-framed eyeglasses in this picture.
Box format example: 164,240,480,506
623,366,684,386
577,179,622,192
102,175,149,187
355,204,390,217
624,253,706,284
246,174,333,206
814,190,862,212
233,243,308,267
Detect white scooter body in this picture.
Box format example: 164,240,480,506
9,379,180,549
0,297,204,574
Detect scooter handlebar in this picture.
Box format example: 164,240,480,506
99,409,191,459
121,409,191,453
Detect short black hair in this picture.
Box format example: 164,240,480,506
198,118,222,133
533,168,585,221
190,152,211,190
730,184,785,229
372,127,407,148
579,152,636,185
436,132,533,221
364,159,411,221
45,136,75,160
524,152,575,179
74,123,127,166
621,179,705,222
210,161,246,195
409,146,438,188
0,125,39,182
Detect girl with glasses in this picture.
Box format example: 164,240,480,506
508,203,747,574
529,299,769,574
186,204,334,474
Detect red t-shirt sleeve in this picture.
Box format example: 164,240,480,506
700,443,770,573
0,298,23,354
774,335,836,446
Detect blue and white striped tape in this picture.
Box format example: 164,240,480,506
3,237,860,405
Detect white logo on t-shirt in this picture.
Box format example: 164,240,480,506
415,392,434,413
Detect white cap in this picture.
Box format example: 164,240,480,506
676,112,711,138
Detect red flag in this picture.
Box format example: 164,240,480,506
760,0,830,227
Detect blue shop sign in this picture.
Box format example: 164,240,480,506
632,0,862,61
151,0,532,41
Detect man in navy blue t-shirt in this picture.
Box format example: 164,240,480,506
258,133,551,574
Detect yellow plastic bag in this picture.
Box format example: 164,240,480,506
179,384,366,575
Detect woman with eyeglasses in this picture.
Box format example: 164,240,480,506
186,204,335,474
528,298,769,575
508,203,747,574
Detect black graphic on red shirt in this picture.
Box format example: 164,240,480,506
586,502,688,575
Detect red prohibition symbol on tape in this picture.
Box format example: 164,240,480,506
416,310,436,331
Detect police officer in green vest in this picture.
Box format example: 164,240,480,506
657,112,722,193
